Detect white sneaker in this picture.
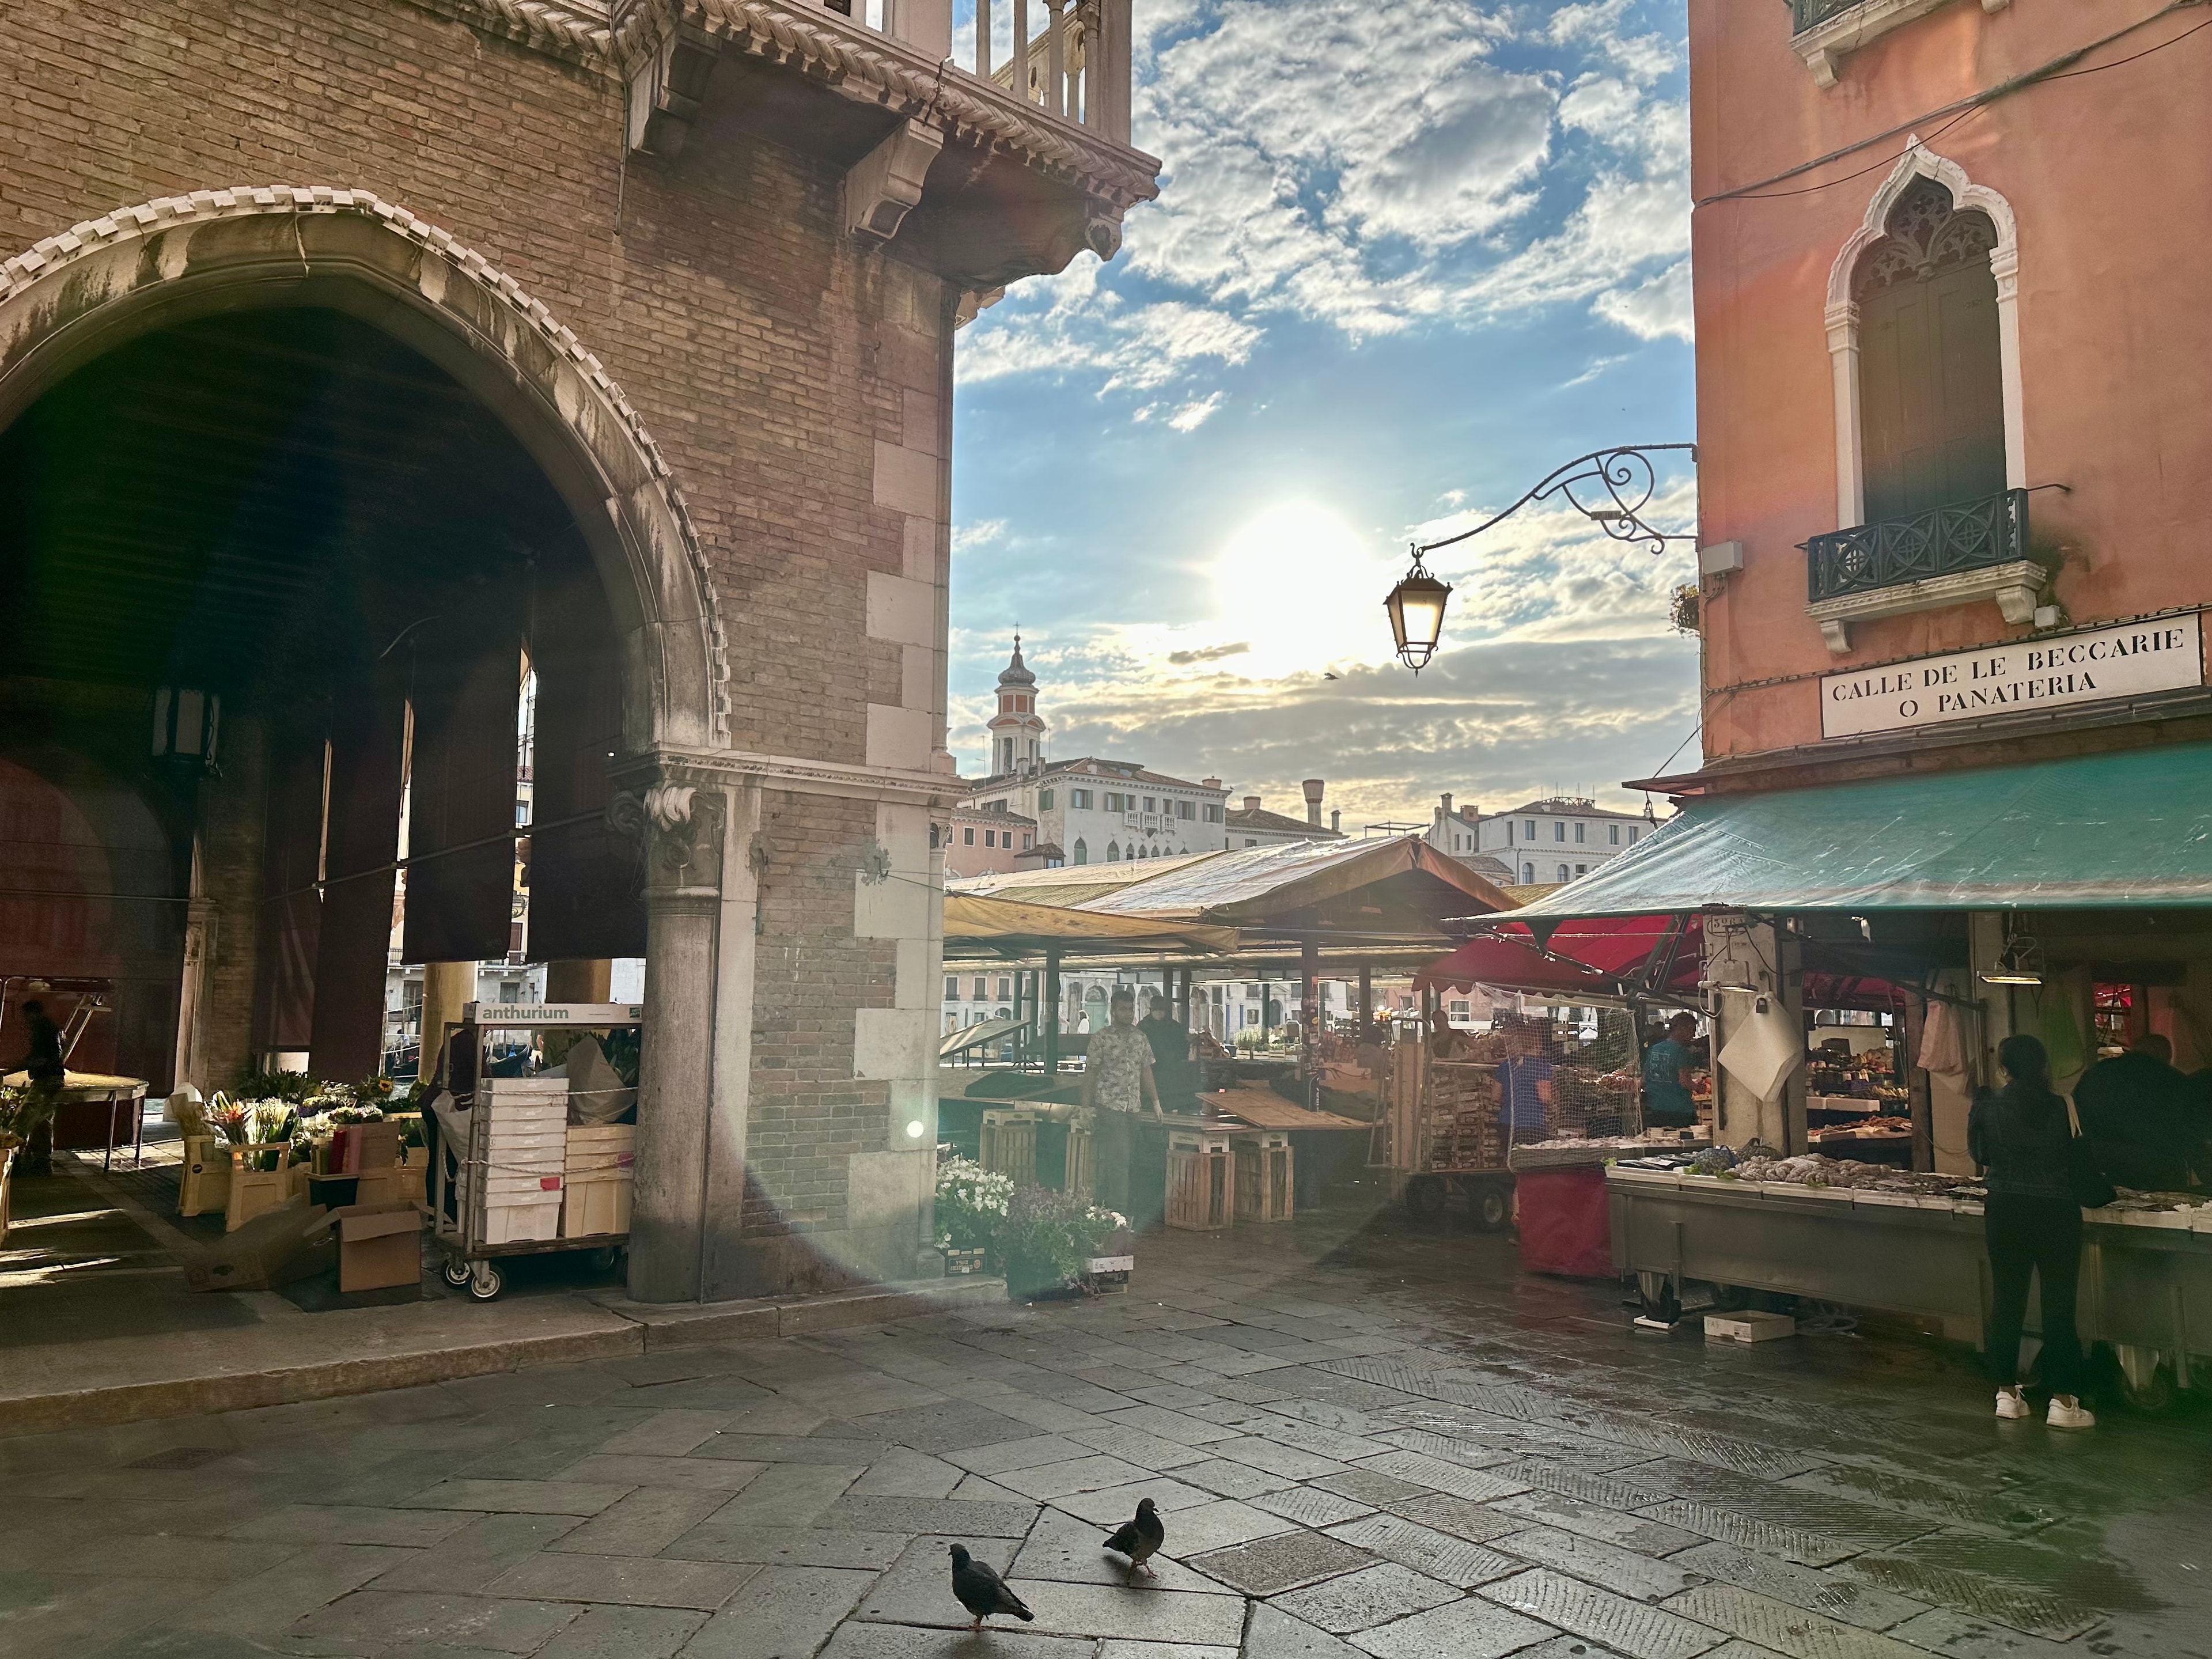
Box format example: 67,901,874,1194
2047,1395,2096,1430
1994,1386,2031,1420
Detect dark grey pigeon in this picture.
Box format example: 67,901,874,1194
1103,1496,1165,1577
949,1543,1033,1629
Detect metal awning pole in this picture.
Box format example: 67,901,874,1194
1044,945,1062,1076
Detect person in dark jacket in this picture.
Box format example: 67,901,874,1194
2073,1033,2195,1191
1967,1034,2093,1429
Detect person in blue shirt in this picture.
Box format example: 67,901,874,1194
1642,1012,1700,1128
1497,1026,1553,1141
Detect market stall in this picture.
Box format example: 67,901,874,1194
1608,1153,2212,1408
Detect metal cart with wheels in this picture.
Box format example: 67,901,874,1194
425,999,642,1301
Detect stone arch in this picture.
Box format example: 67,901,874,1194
0,185,727,751
1823,144,2024,530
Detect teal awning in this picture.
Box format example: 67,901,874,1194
1505,743,2212,918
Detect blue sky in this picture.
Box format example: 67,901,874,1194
949,0,1701,827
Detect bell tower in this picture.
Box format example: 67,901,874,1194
986,635,1047,776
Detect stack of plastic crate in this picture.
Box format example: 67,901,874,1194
475,1078,568,1244
561,1123,637,1237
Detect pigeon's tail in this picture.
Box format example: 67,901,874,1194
1007,1593,1035,1623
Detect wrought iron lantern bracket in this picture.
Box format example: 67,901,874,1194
1415,443,1698,563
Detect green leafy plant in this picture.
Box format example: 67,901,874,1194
934,1156,1013,1253
998,1185,1127,1287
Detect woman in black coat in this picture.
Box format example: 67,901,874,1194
1967,1034,2093,1429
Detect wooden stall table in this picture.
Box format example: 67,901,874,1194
1204,1086,1369,1211
5,1069,150,1168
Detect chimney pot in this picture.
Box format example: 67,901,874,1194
1301,778,1324,825
1440,792,1453,816
1244,796,1262,814
1331,809,1340,833
1202,777,1221,790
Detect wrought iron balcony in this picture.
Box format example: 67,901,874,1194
1806,487,2031,605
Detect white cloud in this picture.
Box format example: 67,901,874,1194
960,0,1692,399
953,518,1007,553
1168,392,1226,431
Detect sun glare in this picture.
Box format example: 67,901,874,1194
1209,502,1388,677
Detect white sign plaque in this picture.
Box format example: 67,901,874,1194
1820,614,2204,740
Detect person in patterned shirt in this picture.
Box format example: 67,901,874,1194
1082,988,1160,1116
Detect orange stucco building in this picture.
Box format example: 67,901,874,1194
1677,0,2212,786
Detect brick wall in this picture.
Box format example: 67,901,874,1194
2,0,952,1270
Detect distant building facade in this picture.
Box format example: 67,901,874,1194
942,804,1039,878
1476,796,1652,887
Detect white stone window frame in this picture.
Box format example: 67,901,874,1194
1793,0,2012,90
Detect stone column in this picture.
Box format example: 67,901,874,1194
614,779,729,1302
421,961,476,1086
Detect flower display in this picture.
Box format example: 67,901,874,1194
934,1156,1013,1253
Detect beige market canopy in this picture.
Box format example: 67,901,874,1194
942,891,1240,960
1080,835,1516,937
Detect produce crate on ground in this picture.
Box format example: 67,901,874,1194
980,1108,1040,1190
1167,1125,1238,1230
1233,1130,1294,1224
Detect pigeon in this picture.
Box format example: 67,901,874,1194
949,1543,1033,1629
1103,1496,1165,1577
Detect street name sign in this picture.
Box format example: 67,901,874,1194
1820,613,2204,740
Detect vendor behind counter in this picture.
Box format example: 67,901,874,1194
2075,1033,2206,1191
1640,1012,1700,1130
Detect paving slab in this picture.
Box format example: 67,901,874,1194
1169,1457,1297,1499
1324,1513,1523,1589
1346,1594,1557,1659
558,1454,767,1492
855,1534,1018,1630
999,1580,1247,1645
1269,1563,1463,1634
1355,1450,1533,1502
546,1487,733,1557
1385,1493,1527,1544
1012,1504,1229,1593
991,1454,1158,1500
661,1522,911,1570
287,1589,585,1654
367,1513,586,1593
709,1465,866,1529
1492,1491,1705,1556
1668,1544,1927,1632
819,1624,1093,1659
818,1494,1037,1537
1095,1643,1237,1659
228,1501,482,1546
1244,1601,1373,1659
397,1479,633,1516
1629,1501,1858,1570
1493,1526,1707,1603
1251,1485,1378,1528
1046,1477,1220,1525
1822,1554,2099,1641
1187,1529,1378,1596
537,1603,707,1659
1209,1435,1353,1481
1875,1608,2082,1658
676,1566,874,1659
1151,1497,1301,1554
1481,1569,1722,1659
485,1552,758,1609
700,1435,887,1466
1660,1583,1927,1659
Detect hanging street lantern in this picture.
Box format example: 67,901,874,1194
151,687,221,774
1384,554,1452,673
1392,442,1696,670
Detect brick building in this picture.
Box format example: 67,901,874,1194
0,0,1156,1300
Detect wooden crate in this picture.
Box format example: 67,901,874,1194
1167,1127,1238,1231
1062,1107,1096,1202
1234,1131,1294,1224
980,1109,1040,1190
178,1136,232,1217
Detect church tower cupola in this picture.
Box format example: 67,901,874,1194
987,635,1047,777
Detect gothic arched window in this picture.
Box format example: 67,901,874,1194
1853,176,2005,523
1106,840,1119,861
1072,837,1086,865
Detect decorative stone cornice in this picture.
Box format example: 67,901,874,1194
412,0,1161,210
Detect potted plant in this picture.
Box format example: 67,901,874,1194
998,1185,1128,1301
934,1156,1012,1275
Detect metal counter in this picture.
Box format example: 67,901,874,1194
1608,1167,2212,1407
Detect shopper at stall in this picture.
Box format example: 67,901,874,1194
11,998,65,1176
1641,1012,1701,1130
1139,987,1195,1112
2074,1032,2196,1191
1968,1034,2094,1429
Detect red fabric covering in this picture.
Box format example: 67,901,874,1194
1515,1167,1614,1277
1415,935,1616,997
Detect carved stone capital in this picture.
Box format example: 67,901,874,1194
609,777,726,895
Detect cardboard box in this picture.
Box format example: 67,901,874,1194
336,1121,401,1174
335,1201,425,1291
185,1200,332,1291
1705,1309,1797,1344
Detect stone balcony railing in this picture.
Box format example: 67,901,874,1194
597,0,1154,286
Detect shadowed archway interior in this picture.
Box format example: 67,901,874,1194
0,305,640,1087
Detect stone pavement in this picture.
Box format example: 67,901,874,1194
3,1214,2208,1659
